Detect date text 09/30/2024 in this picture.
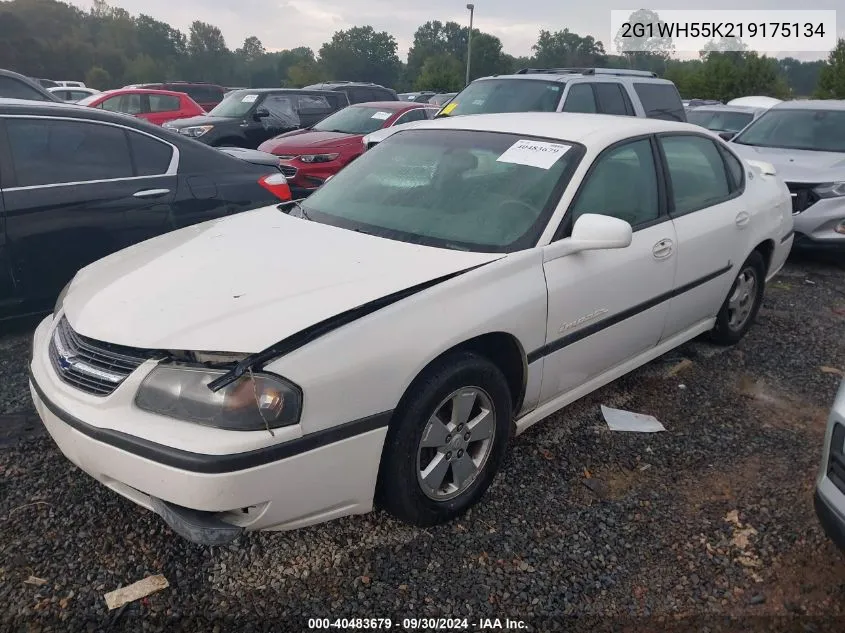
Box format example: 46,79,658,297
307,618,528,630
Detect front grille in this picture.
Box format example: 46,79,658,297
279,165,297,179
829,423,845,494
785,182,821,214
48,317,156,396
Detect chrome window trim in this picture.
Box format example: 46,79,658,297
0,113,180,191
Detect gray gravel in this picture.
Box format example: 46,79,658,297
2,254,845,632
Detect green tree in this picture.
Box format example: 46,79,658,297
415,54,463,92
85,65,111,89
407,21,467,78
319,26,401,87
530,29,606,68
816,38,845,98
237,35,265,62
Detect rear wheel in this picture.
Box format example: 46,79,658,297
376,352,512,527
710,251,766,345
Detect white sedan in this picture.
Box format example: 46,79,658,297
30,113,793,544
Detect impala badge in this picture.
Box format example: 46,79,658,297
559,308,608,333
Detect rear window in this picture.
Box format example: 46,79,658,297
441,79,563,117
686,109,754,133
633,83,685,122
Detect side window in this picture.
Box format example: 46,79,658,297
325,93,347,110
569,138,659,229
349,87,371,104
262,95,301,127
372,88,395,101
719,145,745,194
100,96,123,112
6,119,133,186
120,94,142,114
660,135,731,215
594,83,633,116
562,84,597,113
0,76,48,101
295,95,333,116
70,91,90,101
128,132,173,176
393,108,428,126
148,94,181,112
633,83,685,122
424,108,439,119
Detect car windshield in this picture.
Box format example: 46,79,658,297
299,129,582,252
438,79,563,117
208,91,261,117
313,105,396,135
687,109,754,133
732,108,845,152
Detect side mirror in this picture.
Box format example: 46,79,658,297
254,107,270,120
544,214,633,262
718,131,735,141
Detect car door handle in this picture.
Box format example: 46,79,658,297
133,188,170,199
735,211,750,228
652,238,674,260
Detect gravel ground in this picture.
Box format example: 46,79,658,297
1,254,845,632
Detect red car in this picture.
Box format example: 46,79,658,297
77,89,205,126
257,101,439,197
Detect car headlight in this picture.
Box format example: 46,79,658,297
814,182,845,198
135,365,302,431
299,153,339,163
53,280,72,317
179,125,214,138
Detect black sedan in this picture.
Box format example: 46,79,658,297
0,99,292,320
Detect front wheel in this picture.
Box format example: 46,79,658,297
710,251,766,345
376,352,512,527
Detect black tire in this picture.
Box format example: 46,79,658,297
709,250,766,345
376,351,512,527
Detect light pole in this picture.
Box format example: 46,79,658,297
465,4,474,86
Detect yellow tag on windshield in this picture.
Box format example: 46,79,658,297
441,102,458,115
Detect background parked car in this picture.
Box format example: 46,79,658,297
48,86,100,102
55,81,86,88
125,81,225,111
438,68,686,121
429,92,457,106
78,88,205,125
302,81,398,104
727,96,782,109
399,91,437,103
0,69,61,102
31,78,59,89
730,100,845,253
258,101,439,197
163,88,348,148
685,104,764,139
814,378,845,552
0,99,293,320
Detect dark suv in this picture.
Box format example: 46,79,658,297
0,99,292,319
163,88,349,148
303,81,398,104
0,69,61,102
127,82,226,111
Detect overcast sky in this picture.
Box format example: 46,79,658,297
71,1,843,61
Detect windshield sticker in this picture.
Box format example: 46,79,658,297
241,94,259,103
496,139,570,169
441,102,458,115
371,111,392,120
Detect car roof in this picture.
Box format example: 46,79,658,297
471,72,675,85
771,99,845,111
226,88,338,95
0,98,162,126
98,88,189,97
398,112,705,146
688,104,762,114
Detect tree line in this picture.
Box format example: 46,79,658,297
0,0,843,100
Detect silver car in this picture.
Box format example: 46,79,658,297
685,104,764,140
815,378,845,551
730,100,845,252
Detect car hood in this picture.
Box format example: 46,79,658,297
259,130,362,154
64,208,504,352
164,114,234,129
730,143,845,182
